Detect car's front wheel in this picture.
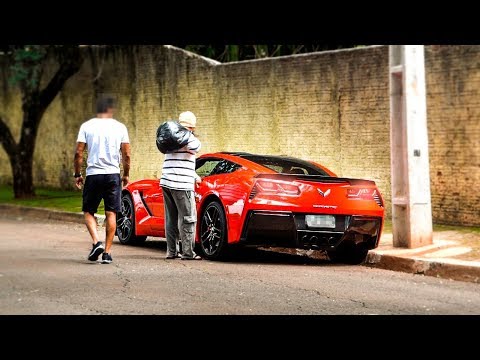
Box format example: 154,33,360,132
116,193,147,245
197,201,228,260
327,243,369,265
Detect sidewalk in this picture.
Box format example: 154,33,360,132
0,204,106,226
366,233,480,284
1,203,479,284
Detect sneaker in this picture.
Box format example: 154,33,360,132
88,242,104,261
101,253,113,264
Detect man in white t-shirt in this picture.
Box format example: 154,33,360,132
74,96,130,264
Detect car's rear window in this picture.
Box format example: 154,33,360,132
241,155,330,176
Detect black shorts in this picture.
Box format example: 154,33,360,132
82,174,121,214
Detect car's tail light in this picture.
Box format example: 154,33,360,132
249,180,300,199
347,188,373,199
347,187,384,207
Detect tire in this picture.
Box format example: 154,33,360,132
197,201,228,260
116,193,147,245
327,243,369,265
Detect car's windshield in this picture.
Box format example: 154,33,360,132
239,155,330,176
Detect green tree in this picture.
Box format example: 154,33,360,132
0,45,83,198
180,45,354,62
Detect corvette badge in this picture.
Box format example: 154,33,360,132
317,188,331,197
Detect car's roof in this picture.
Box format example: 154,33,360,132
219,152,301,162
199,152,336,177
217,152,252,156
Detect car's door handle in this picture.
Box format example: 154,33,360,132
144,194,161,199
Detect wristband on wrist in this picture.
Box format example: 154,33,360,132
74,173,82,178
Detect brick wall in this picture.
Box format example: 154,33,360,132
425,46,480,225
0,45,478,225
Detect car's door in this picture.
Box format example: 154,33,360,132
195,157,244,221
195,158,241,194
142,182,165,232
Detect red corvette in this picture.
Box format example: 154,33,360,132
116,152,385,264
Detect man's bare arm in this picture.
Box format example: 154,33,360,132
74,142,85,174
74,142,86,189
121,143,131,186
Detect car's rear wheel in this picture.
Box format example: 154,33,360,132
198,201,228,260
327,243,369,265
116,193,147,245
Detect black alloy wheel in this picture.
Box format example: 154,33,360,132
198,201,228,260
116,193,147,245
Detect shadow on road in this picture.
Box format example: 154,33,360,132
131,239,167,251
223,247,332,266
122,238,335,267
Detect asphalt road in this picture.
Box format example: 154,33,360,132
1,215,480,315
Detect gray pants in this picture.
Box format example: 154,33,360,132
162,187,197,258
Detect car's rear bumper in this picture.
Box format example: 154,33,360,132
239,210,382,251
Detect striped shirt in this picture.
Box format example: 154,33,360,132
160,132,201,191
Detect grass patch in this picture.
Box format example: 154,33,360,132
382,219,392,233
432,223,480,234
0,185,104,213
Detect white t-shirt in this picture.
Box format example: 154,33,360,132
76,118,130,176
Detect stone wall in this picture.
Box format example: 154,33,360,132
425,46,480,226
0,45,478,225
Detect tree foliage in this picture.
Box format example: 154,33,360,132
8,45,47,89
180,45,357,62
0,45,83,198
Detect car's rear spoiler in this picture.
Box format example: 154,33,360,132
254,173,376,186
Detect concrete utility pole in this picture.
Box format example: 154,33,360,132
389,45,433,248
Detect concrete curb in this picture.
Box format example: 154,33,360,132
0,204,105,226
366,251,480,284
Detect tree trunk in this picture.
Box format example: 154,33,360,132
11,151,35,198
0,46,83,199
9,109,39,198
2,47,83,199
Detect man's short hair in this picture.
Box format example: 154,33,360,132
96,95,116,113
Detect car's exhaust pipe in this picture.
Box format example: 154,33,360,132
300,234,336,248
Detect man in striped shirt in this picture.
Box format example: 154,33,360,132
160,111,202,260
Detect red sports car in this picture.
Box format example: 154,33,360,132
116,152,385,264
